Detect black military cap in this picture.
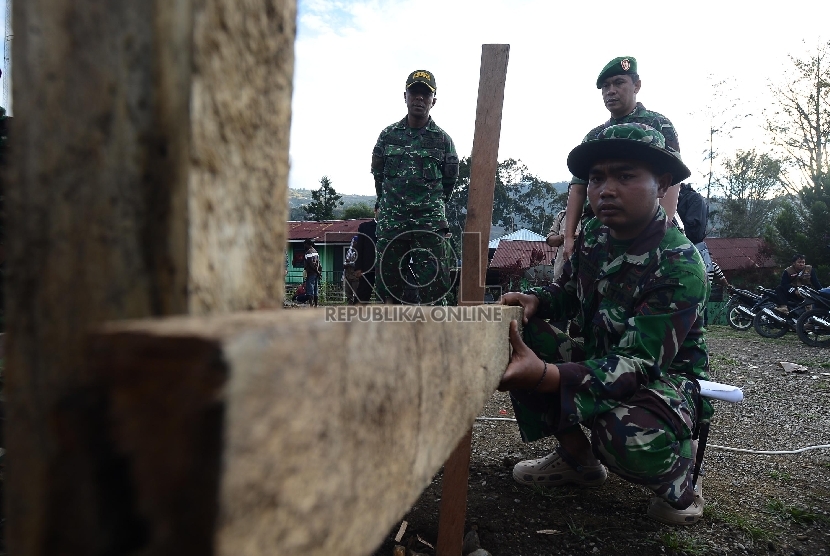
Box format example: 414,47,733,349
406,70,437,93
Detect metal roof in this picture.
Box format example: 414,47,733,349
488,228,546,249
287,219,373,244
489,240,556,269
705,237,775,271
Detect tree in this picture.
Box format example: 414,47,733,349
343,202,374,219
447,157,566,241
492,158,563,234
716,149,784,237
303,176,344,221
765,40,830,198
696,76,753,201
763,41,830,278
446,157,471,242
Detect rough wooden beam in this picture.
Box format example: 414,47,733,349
459,44,510,305
188,0,294,314
6,1,295,553
86,306,520,555
438,44,509,556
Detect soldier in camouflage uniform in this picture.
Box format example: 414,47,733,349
371,70,459,305
499,123,711,525
561,56,681,261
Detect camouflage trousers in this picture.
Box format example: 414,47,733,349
375,230,452,305
511,317,698,509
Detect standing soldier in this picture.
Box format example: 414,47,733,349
371,70,459,305
354,202,381,304
561,56,681,260
303,239,322,308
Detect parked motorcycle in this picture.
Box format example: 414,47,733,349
751,286,814,339
795,287,830,347
724,286,762,331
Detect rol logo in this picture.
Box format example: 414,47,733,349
620,59,631,71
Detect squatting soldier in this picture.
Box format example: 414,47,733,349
561,56,681,260
500,123,711,525
371,70,459,305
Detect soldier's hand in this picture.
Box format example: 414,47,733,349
498,320,558,392
355,269,363,279
562,236,575,260
546,234,564,248
499,292,539,324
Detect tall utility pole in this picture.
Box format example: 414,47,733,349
3,0,11,113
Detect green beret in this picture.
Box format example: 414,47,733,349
596,56,638,88
567,123,690,184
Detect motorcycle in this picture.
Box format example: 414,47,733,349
751,286,814,339
795,287,830,347
724,286,762,331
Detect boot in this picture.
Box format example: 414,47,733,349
313,296,319,308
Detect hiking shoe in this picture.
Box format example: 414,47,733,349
512,448,607,487
775,305,789,314
647,480,704,525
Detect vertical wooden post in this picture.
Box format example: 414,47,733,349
5,0,295,553
436,44,509,556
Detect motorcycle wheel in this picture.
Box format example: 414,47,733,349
796,308,830,347
753,306,789,338
727,300,754,331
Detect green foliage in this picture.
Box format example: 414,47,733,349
717,149,784,237
763,41,830,275
765,498,823,525
303,176,344,221
658,531,706,555
342,202,374,219
764,40,830,196
764,199,830,283
446,157,567,265
492,158,564,235
768,469,792,482
446,156,471,243
704,503,773,541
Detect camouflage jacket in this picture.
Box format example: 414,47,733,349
529,207,712,432
570,102,680,186
371,116,458,234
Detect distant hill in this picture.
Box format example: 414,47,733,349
289,188,376,220
288,182,569,221
289,188,375,209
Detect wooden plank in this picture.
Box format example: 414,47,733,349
438,44,510,556
85,306,520,556
458,44,510,306
5,1,295,553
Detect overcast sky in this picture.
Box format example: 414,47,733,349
290,0,827,196
1,1,826,196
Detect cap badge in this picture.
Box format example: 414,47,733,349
620,59,631,71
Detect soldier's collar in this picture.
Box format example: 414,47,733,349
611,102,643,123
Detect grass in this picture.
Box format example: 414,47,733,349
765,498,826,525
703,503,774,542
658,531,707,555
768,470,792,482
564,516,593,541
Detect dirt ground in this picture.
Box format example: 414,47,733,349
372,325,830,556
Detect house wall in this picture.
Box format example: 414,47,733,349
286,243,350,285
